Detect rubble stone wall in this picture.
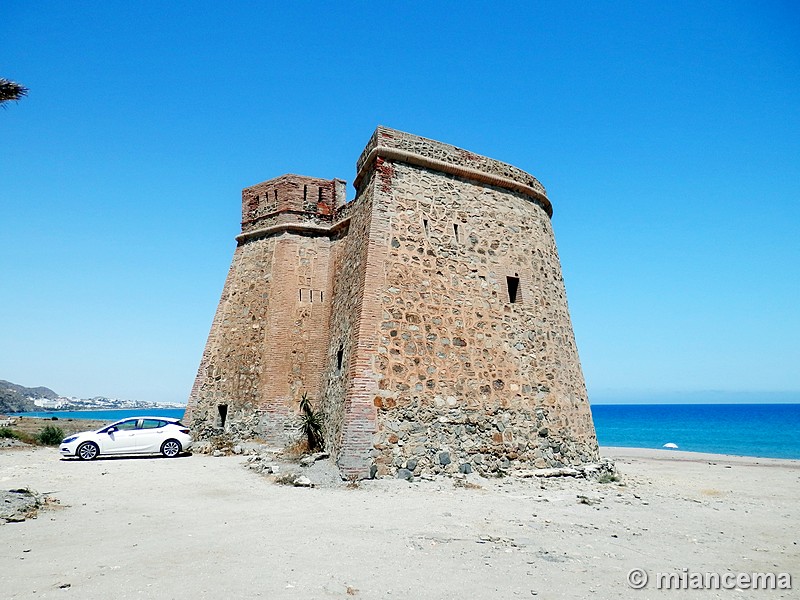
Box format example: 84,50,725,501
365,160,598,476
184,238,275,436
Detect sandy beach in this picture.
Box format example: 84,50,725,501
0,444,797,599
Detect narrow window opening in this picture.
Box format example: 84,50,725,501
217,404,228,428
303,185,307,202
453,223,460,242
273,189,277,201
336,346,344,371
507,276,520,303
299,289,303,302
318,187,323,202
310,289,313,303
320,291,324,302
423,219,429,235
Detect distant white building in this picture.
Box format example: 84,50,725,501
32,398,67,409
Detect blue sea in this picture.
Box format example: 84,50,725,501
592,404,800,460
16,404,800,460
17,408,186,422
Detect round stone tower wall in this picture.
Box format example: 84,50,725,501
335,127,599,477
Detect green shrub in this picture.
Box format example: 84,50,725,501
0,427,37,444
0,427,20,439
37,425,64,446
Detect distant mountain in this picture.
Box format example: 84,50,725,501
0,380,58,413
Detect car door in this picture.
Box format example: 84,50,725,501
136,419,167,453
100,419,140,454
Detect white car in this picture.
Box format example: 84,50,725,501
59,417,193,460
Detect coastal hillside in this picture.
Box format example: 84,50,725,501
0,380,58,413
0,378,185,414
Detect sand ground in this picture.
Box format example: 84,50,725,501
0,444,797,599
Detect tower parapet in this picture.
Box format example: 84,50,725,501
355,126,552,216
240,174,347,241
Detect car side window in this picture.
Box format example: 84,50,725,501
116,420,138,431
141,419,164,429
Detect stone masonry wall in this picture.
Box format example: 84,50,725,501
184,238,275,436
186,231,334,444
256,233,333,444
184,247,244,424
356,127,548,199
318,175,380,476
364,160,598,476
187,127,599,479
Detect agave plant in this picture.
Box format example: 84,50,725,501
298,392,324,452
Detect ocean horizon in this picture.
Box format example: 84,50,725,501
13,403,800,461
591,403,800,460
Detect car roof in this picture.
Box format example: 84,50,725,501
104,416,182,427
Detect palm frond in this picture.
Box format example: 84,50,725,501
0,78,29,104
298,392,324,451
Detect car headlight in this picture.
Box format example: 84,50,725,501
61,436,79,444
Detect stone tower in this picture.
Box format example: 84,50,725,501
184,127,599,478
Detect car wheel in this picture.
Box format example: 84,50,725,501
161,439,182,458
77,442,99,461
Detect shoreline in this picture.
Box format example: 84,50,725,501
601,445,800,466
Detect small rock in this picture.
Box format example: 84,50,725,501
293,476,313,487
396,468,412,481
193,441,212,454
1,488,46,523
459,463,473,474
577,495,601,506
212,450,223,457
300,452,330,467
406,459,418,471
439,452,451,466
232,445,243,455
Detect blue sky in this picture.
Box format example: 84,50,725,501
2,1,798,404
